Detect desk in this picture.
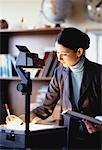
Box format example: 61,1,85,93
0,124,67,149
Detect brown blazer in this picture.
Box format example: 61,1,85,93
32,57,102,120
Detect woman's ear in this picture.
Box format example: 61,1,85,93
77,48,84,58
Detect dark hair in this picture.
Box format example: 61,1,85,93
56,27,90,51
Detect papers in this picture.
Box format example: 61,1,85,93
95,116,102,121
0,123,56,131
62,110,102,125
1,114,57,131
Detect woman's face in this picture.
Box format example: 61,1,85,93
55,42,83,67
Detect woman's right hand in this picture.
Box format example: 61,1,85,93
6,115,24,126
6,113,42,125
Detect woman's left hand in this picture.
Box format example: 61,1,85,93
83,119,102,134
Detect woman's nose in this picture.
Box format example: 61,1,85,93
57,53,62,61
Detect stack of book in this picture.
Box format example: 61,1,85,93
35,85,48,105
36,51,58,78
0,54,17,78
0,51,59,79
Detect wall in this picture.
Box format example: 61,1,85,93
0,0,102,30
1,0,102,57
9,33,57,57
0,0,42,29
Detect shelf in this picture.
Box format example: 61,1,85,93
0,27,58,118
0,77,51,81
86,28,102,32
0,28,61,35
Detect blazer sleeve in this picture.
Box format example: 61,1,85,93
32,68,60,119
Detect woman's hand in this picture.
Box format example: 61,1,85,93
6,113,43,126
6,115,24,126
83,119,102,134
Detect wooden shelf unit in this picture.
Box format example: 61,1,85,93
0,28,61,123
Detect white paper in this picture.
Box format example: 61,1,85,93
0,123,56,131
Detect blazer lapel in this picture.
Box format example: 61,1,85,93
78,59,95,107
62,67,72,110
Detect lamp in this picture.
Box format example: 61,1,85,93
16,45,44,147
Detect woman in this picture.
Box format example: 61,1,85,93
7,27,102,149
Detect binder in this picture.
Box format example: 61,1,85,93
62,110,102,125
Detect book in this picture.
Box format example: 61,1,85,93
7,54,13,77
36,51,58,78
0,54,12,77
23,68,39,78
48,55,58,77
37,52,50,78
9,54,17,76
36,85,48,104
42,51,55,77
62,110,102,125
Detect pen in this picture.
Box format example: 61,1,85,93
5,104,11,116
5,104,24,125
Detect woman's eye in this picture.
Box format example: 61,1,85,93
62,53,68,56
57,52,69,56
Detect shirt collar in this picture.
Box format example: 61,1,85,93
69,56,85,73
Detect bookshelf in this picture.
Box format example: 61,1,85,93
0,28,61,124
